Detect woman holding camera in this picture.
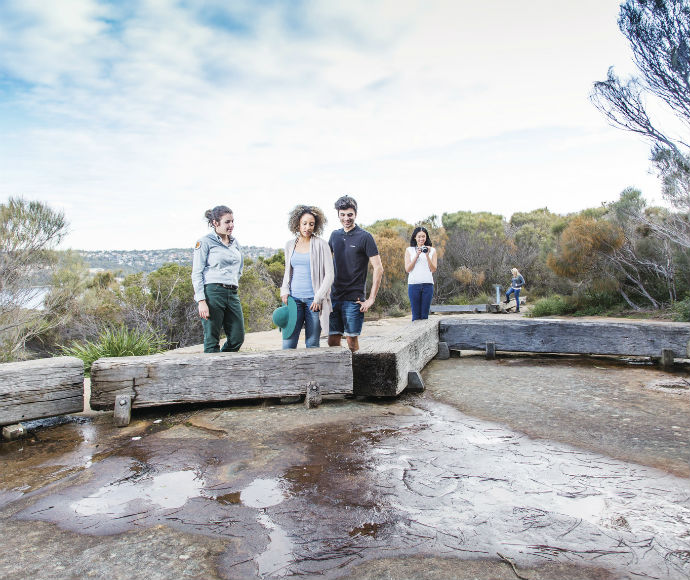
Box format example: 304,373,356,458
405,226,437,321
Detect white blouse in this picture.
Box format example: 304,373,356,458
407,246,435,285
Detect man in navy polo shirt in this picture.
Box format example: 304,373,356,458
327,195,384,352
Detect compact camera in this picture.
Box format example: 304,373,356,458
420,246,428,253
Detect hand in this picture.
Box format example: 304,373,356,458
309,300,321,312
281,294,289,304
198,300,210,320
357,297,375,312
416,246,423,255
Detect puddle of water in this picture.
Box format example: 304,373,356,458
549,492,607,524
349,521,383,537
216,491,241,505
240,477,285,509
256,512,294,577
71,469,204,516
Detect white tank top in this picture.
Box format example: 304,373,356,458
407,246,435,285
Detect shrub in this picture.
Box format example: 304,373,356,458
61,325,167,374
527,295,574,317
672,297,690,322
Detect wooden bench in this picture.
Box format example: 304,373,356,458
440,318,690,367
0,356,84,429
90,348,353,423
353,319,439,397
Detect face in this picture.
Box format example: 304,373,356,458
213,213,234,238
299,213,316,238
338,208,356,231
415,230,427,246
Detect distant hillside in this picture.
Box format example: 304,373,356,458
76,246,279,274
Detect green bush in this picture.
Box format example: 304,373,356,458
61,325,167,374
527,295,574,317
672,297,690,322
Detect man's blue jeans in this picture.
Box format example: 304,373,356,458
506,287,521,311
283,296,321,349
408,283,434,320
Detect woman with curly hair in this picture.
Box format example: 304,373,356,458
279,205,334,348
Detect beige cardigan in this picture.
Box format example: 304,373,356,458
280,236,334,331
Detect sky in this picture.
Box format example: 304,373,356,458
0,0,665,251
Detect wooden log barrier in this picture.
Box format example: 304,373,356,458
0,356,84,427
430,304,490,314
353,319,438,397
440,318,690,359
90,348,353,410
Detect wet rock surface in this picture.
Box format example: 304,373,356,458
1,354,689,579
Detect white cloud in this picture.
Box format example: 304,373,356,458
0,0,665,250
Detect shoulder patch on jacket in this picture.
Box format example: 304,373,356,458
194,241,201,250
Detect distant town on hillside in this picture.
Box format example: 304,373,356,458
76,246,279,274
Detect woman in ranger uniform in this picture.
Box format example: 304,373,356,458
192,205,244,352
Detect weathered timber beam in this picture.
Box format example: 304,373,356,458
353,319,438,397
90,348,353,410
440,318,690,358
430,304,489,314
0,356,84,426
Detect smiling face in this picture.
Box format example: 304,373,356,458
338,208,356,232
213,213,234,239
299,213,316,238
415,230,427,246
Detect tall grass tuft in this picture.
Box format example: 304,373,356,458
526,295,574,317
61,325,167,374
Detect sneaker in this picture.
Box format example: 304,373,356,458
503,299,510,304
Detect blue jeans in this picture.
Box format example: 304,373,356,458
506,287,521,311
408,283,434,320
282,296,321,349
329,300,365,337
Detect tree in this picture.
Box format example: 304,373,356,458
436,211,513,302
119,263,202,348
546,192,682,310
0,198,68,360
370,224,411,314
239,261,280,332
591,0,690,247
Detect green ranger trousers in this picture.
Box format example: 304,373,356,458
202,284,245,353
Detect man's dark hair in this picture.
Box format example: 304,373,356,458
334,195,357,213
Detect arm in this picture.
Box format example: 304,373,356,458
404,246,421,273
191,239,210,319
280,241,293,304
428,247,438,272
359,254,383,312
312,238,334,308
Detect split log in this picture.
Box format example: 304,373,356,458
353,319,438,397
0,356,84,426
90,348,352,410
440,318,690,358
